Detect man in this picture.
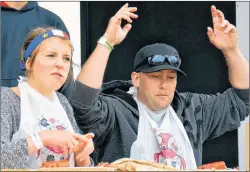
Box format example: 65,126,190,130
69,4,249,169
1,1,69,87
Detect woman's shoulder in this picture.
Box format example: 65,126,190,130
1,87,19,102
1,87,20,115
1,87,11,93
56,91,69,103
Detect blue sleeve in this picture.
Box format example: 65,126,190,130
180,88,249,141
69,81,115,147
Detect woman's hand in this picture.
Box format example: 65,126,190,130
74,133,95,167
38,130,90,155
103,3,138,46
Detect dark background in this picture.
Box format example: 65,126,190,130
80,1,237,167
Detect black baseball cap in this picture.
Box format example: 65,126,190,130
133,43,186,76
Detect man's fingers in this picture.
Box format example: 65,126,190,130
211,5,219,26
211,5,217,18
113,4,137,25
76,151,86,162
118,5,137,13
82,143,94,156
115,9,138,23
122,12,138,19
116,14,133,23
122,24,132,35
118,3,129,12
73,133,90,142
207,27,215,44
224,24,236,33
212,12,219,25
211,5,217,14
207,27,214,34
75,142,94,161
74,140,86,153
230,25,237,33
84,133,95,139
217,10,225,23
127,7,137,13
220,20,229,28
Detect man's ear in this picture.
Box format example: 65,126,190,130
131,72,140,88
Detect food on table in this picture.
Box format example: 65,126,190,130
198,161,227,170
97,158,177,171
40,160,70,168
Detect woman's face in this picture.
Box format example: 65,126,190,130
27,37,72,93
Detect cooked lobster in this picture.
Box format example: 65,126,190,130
40,160,70,168
198,161,227,170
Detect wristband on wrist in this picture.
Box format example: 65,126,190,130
31,132,43,150
97,36,114,51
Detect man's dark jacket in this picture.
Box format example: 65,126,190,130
69,80,249,166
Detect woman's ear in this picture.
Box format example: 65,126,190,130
25,58,31,71
131,72,140,88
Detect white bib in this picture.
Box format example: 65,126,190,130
129,87,197,170
12,78,75,168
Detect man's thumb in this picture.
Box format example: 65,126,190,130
207,27,215,44
85,133,95,139
123,24,132,35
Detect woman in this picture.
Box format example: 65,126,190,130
1,27,94,169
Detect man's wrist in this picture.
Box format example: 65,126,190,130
75,155,91,167
103,34,115,47
222,46,240,57
97,36,114,52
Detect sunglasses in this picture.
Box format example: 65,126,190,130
135,55,181,71
148,55,180,67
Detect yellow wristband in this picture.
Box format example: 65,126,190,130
97,36,114,51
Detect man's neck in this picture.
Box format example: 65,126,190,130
5,2,28,10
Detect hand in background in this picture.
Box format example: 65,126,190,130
207,5,238,52
74,133,95,167
103,3,138,46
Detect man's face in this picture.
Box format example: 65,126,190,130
132,69,177,111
